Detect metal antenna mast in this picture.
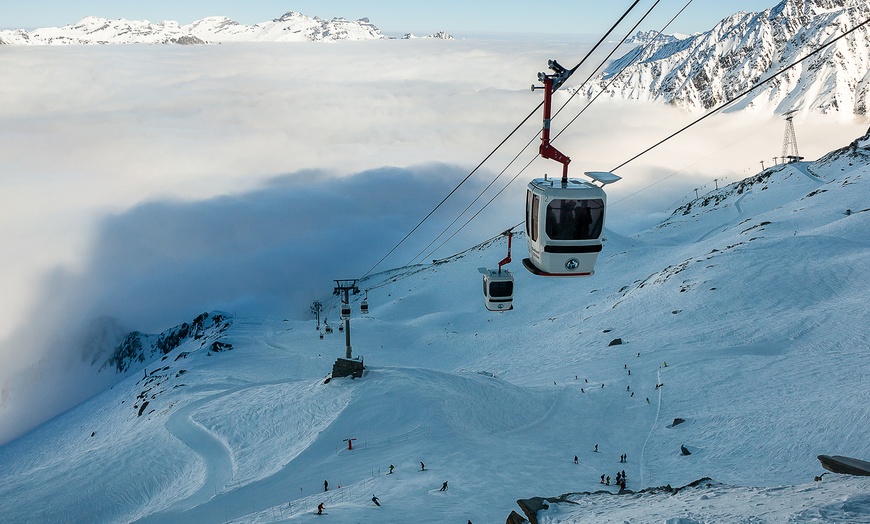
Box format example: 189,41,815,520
782,110,803,163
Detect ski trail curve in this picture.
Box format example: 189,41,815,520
639,367,663,488
158,379,292,515
164,393,234,511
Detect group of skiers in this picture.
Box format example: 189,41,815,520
316,463,449,514
600,469,628,490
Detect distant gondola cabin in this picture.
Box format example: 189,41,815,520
478,267,514,311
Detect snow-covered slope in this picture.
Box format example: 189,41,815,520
1,129,869,522
584,0,870,117
0,12,389,45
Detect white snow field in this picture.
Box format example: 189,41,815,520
1,134,869,522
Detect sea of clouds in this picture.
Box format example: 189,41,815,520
0,38,864,444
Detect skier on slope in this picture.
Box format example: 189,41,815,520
440,481,448,491
317,502,325,515
372,494,381,506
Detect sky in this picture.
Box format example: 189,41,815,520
0,0,782,35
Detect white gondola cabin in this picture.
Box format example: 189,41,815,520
340,302,351,320
523,59,620,277
478,267,514,311
360,291,369,314
523,171,619,276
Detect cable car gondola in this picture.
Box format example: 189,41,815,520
360,291,369,315
478,267,513,311
523,60,620,277
340,301,351,320
478,231,514,311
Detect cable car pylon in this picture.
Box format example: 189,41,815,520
478,230,514,311
523,59,620,277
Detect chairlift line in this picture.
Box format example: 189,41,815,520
359,1,644,281
608,13,870,174
416,0,676,268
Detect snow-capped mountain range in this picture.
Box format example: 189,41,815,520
1,124,868,521
584,0,870,116
0,11,453,45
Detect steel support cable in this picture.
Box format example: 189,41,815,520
420,3,864,269
365,226,519,291
404,139,532,266
553,0,693,140
608,14,870,173
359,1,643,280
404,0,647,267
418,1,685,262
359,101,542,281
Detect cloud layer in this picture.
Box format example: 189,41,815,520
0,39,865,444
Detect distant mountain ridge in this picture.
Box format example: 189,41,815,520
583,0,870,116
0,11,453,45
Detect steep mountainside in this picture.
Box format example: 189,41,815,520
583,0,870,116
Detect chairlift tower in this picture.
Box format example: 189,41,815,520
782,110,803,163
333,279,360,359
311,301,323,330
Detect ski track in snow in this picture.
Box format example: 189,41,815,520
159,380,291,514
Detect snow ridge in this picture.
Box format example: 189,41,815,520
583,0,870,116
0,12,390,45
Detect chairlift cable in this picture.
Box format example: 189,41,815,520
359,102,542,280
431,4,867,259
553,0,693,141
405,0,651,267
418,0,683,262
359,1,643,279
608,14,870,173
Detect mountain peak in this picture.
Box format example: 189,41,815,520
0,10,390,44
584,0,870,116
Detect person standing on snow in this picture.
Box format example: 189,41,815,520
317,502,325,514
389,464,394,474
440,481,448,491
372,495,380,506
324,480,329,492
420,461,426,471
